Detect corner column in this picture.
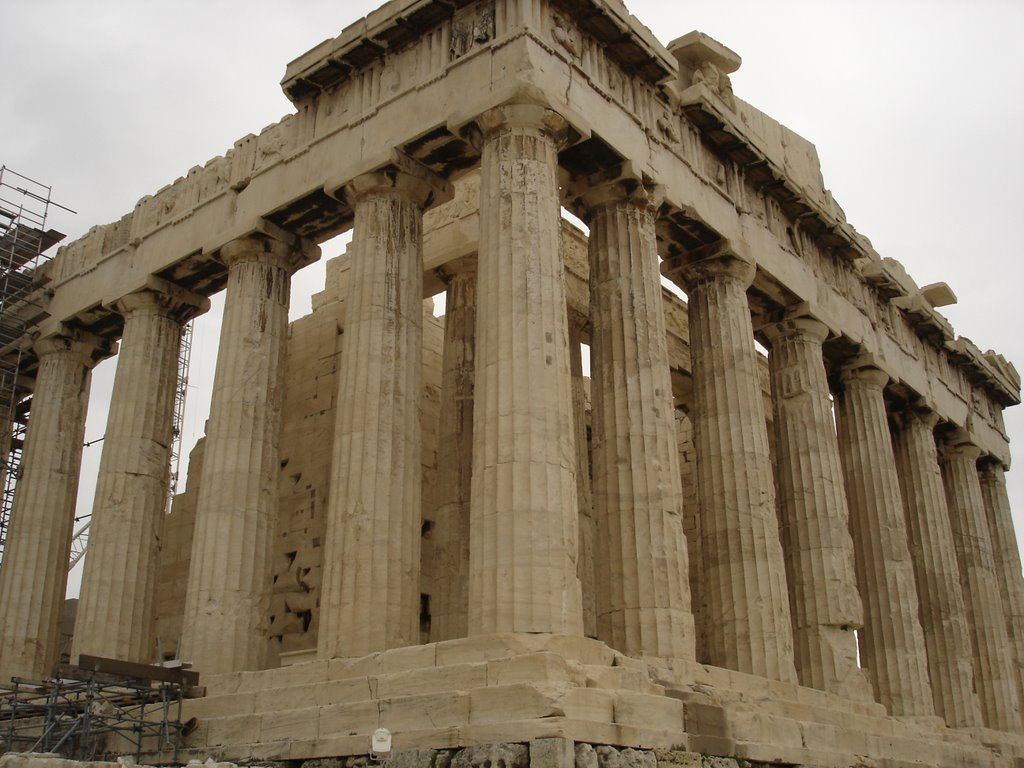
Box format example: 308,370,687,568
430,258,477,642
318,160,450,659
467,103,583,636
834,364,934,717
73,283,208,664
761,315,870,698
181,234,314,674
890,406,981,727
940,434,1021,732
581,179,694,659
663,243,796,682
0,333,106,681
978,459,1024,713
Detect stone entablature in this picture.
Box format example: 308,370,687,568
37,0,1016,463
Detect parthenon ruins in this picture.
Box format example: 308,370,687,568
1,0,1023,766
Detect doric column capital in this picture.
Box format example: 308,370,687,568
345,170,450,211
437,255,478,282
33,329,113,369
977,455,1008,476
565,171,664,222
940,428,983,462
760,313,830,347
332,150,452,212
218,233,316,275
113,276,210,325
891,402,941,433
661,240,755,291
838,361,890,391
468,102,571,149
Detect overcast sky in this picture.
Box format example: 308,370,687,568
3,0,1023,596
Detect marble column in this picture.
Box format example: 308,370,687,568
467,103,583,636
762,315,870,698
72,283,207,664
891,407,981,727
569,313,597,640
583,179,694,659
662,243,796,682
0,333,104,681
319,162,448,659
181,235,313,675
431,258,477,642
940,434,1020,731
834,364,934,717
978,459,1024,713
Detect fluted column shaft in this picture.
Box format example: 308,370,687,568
319,168,439,659
0,335,99,681
666,246,796,681
979,460,1024,712
431,261,477,642
467,103,583,636
585,182,694,659
569,315,597,640
941,438,1021,731
891,408,981,727
834,365,933,716
763,317,869,697
182,236,310,674
73,286,206,664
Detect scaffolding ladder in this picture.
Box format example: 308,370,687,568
167,319,194,511
0,166,67,565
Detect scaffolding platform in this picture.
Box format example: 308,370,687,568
0,654,199,762
0,165,68,563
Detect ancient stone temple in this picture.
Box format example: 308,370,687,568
1,1,1022,766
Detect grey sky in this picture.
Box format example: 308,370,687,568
3,0,1023,595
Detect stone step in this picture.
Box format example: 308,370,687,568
659,675,1024,768
164,635,686,763
148,634,1024,768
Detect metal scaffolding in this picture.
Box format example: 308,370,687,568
167,319,194,512
0,165,68,565
0,654,197,762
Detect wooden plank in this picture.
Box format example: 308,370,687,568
75,654,200,686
